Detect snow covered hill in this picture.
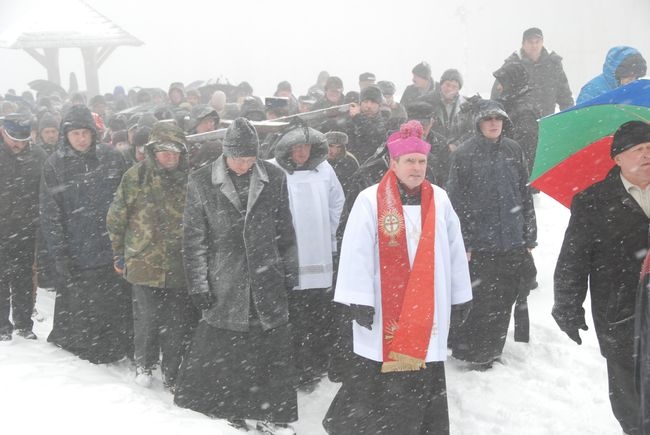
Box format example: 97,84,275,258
0,194,623,434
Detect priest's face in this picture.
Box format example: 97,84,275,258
390,153,427,190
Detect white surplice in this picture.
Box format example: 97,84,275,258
334,183,472,362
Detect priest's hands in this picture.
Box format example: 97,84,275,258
350,304,375,330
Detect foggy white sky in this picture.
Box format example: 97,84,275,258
0,0,649,100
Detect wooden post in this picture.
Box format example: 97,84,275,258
81,46,100,99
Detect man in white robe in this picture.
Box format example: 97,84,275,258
324,120,472,435
269,121,345,391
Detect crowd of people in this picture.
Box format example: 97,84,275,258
0,26,649,435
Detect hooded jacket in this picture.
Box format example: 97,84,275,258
106,131,189,288
577,46,644,104
40,106,128,271
447,100,536,252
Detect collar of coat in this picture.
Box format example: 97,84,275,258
211,155,270,214
590,166,648,216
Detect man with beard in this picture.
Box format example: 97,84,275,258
40,105,133,364
0,113,47,341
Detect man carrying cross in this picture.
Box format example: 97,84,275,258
323,120,473,435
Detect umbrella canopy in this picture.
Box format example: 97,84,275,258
531,78,650,207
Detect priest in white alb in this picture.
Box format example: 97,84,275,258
323,120,473,435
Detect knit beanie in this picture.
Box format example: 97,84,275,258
412,62,432,80
38,112,59,132
387,121,431,159
440,69,464,89
611,120,650,157
360,85,383,104
222,117,259,157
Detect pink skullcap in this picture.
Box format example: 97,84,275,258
386,120,431,159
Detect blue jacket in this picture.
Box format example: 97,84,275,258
576,46,643,104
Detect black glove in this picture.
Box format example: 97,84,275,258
191,292,215,311
452,300,473,326
552,308,588,345
350,304,374,330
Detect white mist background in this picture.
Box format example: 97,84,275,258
0,0,649,99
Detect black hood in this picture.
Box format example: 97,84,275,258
59,105,97,152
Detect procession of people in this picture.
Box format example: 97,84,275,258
0,26,649,434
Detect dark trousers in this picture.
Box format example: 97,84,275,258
607,355,640,434
451,249,524,363
132,284,196,386
288,288,334,384
48,266,134,364
324,354,449,435
0,240,35,333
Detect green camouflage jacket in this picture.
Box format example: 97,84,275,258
107,159,188,288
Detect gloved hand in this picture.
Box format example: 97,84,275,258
552,308,588,345
113,256,125,275
452,300,473,326
350,304,375,330
191,292,215,311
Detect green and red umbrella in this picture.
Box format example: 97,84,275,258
530,78,650,207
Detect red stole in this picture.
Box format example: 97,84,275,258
377,170,436,372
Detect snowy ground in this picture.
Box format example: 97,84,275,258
0,194,624,435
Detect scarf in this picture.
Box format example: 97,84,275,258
377,170,436,372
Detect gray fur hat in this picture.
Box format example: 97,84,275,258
325,131,348,146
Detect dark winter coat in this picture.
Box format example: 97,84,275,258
346,113,387,165
0,143,47,242
422,91,474,147
494,62,542,174
492,48,574,117
328,153,359,195
183,156,298,332
400,82,436,108
447,132,536,252
40,110,128,271
554,167,649,359
635,248,650,434
577,46,643,104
